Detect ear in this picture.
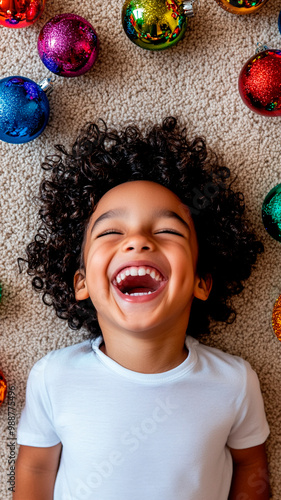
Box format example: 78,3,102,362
194,274,212,302
74,269,90,301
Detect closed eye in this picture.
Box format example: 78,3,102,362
155,230,184,237
96,230,123,238
96,229,184,238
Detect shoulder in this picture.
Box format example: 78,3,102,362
187,336,255,384
28,339,93,378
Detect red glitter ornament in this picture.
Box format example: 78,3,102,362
272,295,281,341
239,49,281,116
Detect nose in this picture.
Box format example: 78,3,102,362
122,233,154,253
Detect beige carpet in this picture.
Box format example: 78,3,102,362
1,0,281,497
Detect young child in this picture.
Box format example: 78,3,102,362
15,117,270,500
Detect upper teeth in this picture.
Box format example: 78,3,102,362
113,266,163,285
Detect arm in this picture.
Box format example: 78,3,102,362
228,443,270,500
13,443,62,500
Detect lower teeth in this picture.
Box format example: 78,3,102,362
125,291,153,296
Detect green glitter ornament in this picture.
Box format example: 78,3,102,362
262,184,281,242
122,0,197,51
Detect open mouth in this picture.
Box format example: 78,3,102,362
112,266,166,296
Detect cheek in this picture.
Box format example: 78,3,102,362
85,274,109,312
86,243,111,274
170,249,197,285
84,246,114,309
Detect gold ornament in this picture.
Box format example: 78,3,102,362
122,0,196,51
0,371,7,406
214,0,268,16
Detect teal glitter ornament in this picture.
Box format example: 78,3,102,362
122,0,197,51
262,184,281,242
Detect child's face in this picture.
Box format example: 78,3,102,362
74,181,211,337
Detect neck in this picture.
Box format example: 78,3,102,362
99,329,188,374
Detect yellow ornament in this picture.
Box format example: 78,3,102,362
214,0,268,15
272,295,281,342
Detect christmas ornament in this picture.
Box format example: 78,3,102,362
214,0,268,15
122,0,197,51
0,371,7,406
239,45,281,116
0,0,46,28
38,14,99,77
262,184,281,242
272,295,281,341
0,76,53,144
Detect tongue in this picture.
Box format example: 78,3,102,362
119,275,160,294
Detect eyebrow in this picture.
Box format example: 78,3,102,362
91,209,127,233
154,209,190,231
91,208,190,233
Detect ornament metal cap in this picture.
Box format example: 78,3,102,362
38,76,56,97
183,0,199,17
255,41,271,54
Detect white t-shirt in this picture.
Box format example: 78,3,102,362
17,336,269,500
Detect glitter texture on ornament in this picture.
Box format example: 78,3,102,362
272,295,281,341
262,184,281,242
38,14,99,77
239,49,281,116
0,76,50,144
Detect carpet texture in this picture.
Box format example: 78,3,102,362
1,0,281,497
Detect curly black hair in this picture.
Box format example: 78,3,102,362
19,117,263,339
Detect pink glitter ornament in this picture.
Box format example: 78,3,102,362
38,14,99,77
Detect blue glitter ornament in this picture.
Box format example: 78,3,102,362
278,11,281,34
262,184,281,242
0,76,51,144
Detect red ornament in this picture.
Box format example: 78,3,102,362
0,371,7,405
239,49,281,116
0,0,45,28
